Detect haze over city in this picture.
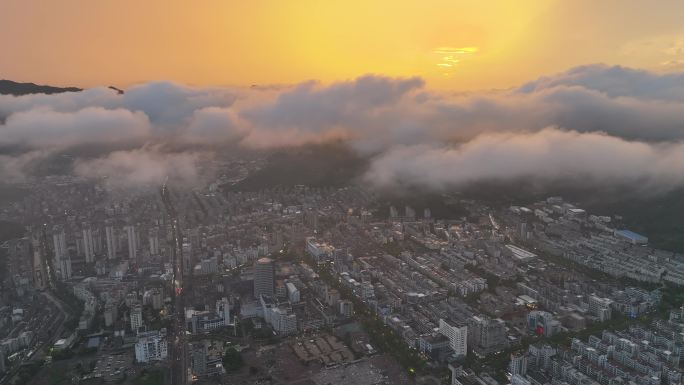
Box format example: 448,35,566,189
1,2,683,385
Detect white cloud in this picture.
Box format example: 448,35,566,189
365,128,684,192
0,107,151,148
73,147,204,189
3,64,684,191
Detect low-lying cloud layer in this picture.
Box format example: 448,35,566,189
2,64,684,190
1,107,150,148
366,129,684,193
72,147,205,190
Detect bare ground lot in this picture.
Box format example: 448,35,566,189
197,338,413,385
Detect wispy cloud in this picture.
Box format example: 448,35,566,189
433,47,478,55
661,59,684,71
433,46,477,73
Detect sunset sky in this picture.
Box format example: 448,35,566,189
3,0,684,90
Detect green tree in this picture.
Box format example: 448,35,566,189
222,347,244,372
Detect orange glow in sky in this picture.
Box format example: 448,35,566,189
2,0,684,90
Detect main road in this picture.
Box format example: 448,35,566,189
162,182,189,385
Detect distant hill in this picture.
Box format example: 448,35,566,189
224,143,368,192
0,79,81,96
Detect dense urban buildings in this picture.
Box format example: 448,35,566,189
0,150,683,385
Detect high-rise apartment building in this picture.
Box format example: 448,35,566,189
254,257,275,299
105,222,117,260
509,352,528,376
126,224,138,261
52,226,67,265
130,304,143,332
439,319,468,357
148,227,160,256
468,316,508,356
82,223,95,263
59,256,72,281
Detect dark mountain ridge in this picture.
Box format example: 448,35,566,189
0,79,81,96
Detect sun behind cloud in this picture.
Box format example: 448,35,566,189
433,47,478,76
